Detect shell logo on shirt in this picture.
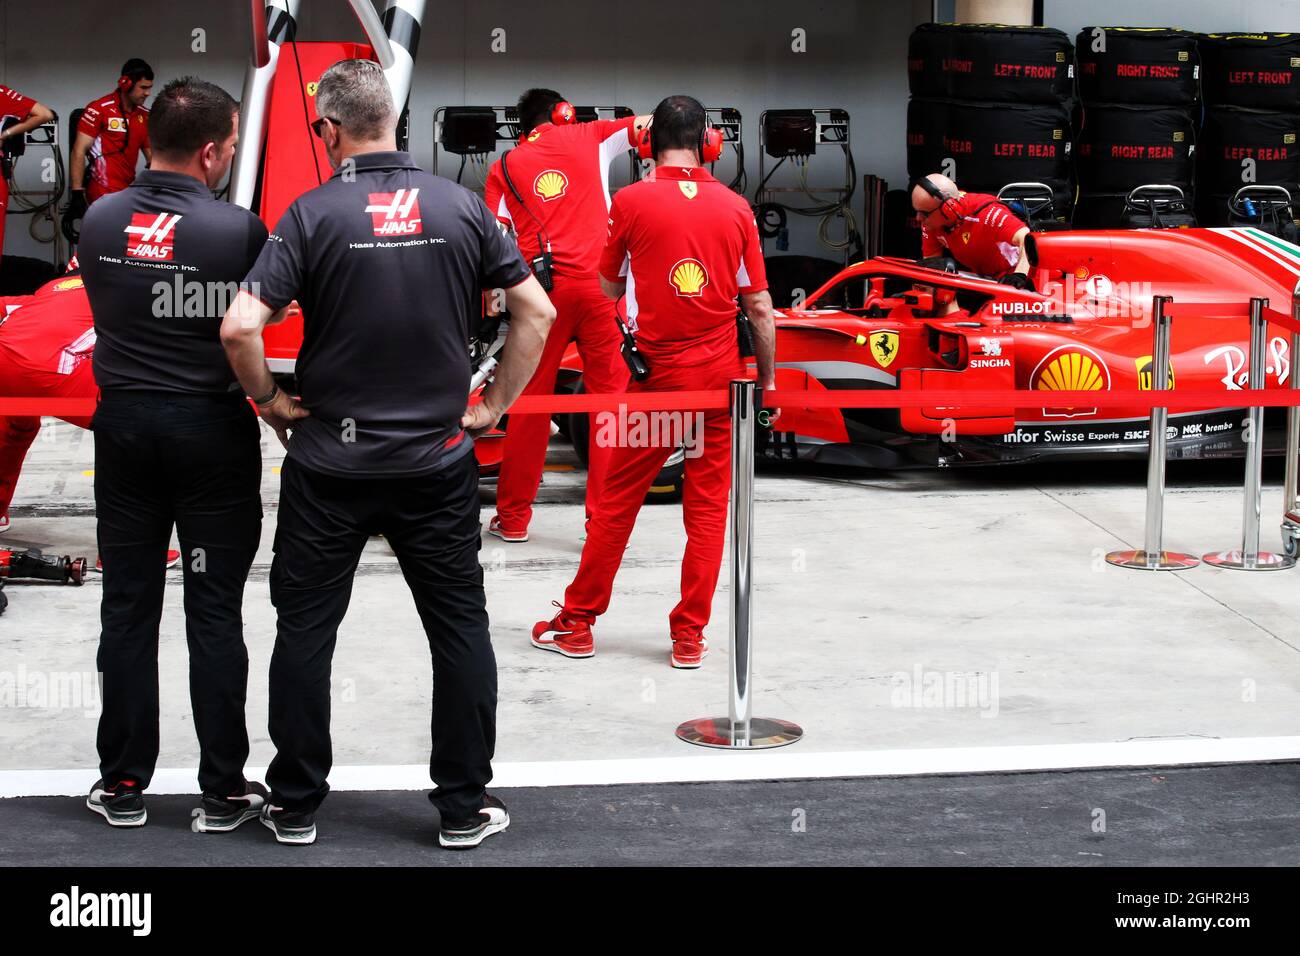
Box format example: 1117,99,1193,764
107,117,127,132
533,169,568,201
669,258,709,297
52,277,85,292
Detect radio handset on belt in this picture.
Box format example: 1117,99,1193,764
614,306,651,381
500,150,554,292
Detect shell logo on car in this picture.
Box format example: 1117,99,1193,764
670,258,709,297
533,169,569,201
1030,345,1110,418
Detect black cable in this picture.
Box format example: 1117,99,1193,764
755,155,786,199
290,36,322,186
457,154,467,184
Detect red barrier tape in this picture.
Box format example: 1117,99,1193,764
3,388,1300,418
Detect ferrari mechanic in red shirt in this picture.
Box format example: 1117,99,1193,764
0,267,95,532
532,95,777,670
911,173,1033,286
481,89,651,542
65,59,154,229
1,83,56,264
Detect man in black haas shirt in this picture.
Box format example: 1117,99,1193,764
78,77,269,833
221,59,555,849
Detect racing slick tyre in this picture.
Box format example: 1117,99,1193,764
1076,104,1197,195
1199,33,1300,111
907,98,1073,208
1076,26,1200,107
908,23,1074,104
1196,106,1300,201
564,382,685,504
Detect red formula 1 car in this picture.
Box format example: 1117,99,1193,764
762,226,1300,468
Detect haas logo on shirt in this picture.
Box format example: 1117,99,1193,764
669,258,709,297
124,212,181,261
533,169,569,202
365,188,423,236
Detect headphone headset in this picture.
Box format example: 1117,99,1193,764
912,176,963,231
117,75,134,92
637,119,723,164
550,100,576,126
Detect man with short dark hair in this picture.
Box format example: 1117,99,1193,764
222,58,556,850
78,76,269,833
481,89,651,543
533,95,776,669
68,60,155,225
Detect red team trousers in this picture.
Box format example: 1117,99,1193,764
562,354,744,640
494,273,626,530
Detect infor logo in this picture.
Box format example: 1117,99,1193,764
365,188,423,237
124,212,181,261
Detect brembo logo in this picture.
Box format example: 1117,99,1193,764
365,188,422,236
124,212,181,261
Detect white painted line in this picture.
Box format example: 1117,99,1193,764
3,736,1299,798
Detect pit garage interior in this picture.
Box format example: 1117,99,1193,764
2,0,1300,870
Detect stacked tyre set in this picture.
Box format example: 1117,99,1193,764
907,22,1075,228
1196,33,1300,226
907,25,1300,229
1072,27,1200,228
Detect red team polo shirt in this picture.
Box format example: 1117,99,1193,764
77,91,150,202
1,84,40,260
920,192,1026,278
484,117,637,278
599,165,768,368
0,273,95,377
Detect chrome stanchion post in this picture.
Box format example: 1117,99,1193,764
677,380,803,749
1281,281,1300,558
1205,297,1295,570
1107,295,1199,570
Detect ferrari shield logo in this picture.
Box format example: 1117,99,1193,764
961,230,972,245
678,181,698,199
1135,355,1175,390
870,330,900,368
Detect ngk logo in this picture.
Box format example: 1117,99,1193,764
365,188,422,236
124,212,181,261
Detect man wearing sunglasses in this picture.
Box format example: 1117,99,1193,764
222,58,555,850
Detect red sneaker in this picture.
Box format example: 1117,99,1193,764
670,637,709,669
93,550,183,573
487,515,528,543
531,601,595,658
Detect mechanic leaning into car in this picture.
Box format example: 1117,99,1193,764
221,59,555,848
532,95,776,671
78,77,270,831
482,89,651,543
911,172,1035,289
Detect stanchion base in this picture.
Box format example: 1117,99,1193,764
1202,549,1296,571
675,716,803,749
1105,549,1200,571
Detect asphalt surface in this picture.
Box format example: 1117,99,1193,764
3,762,1298,866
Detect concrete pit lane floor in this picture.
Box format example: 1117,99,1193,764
2,418,1299,864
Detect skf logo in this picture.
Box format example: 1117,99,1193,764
365,188,422,236
534,170,568,201
870,330,900,368
678,182,698,199
669,258,709,297
124,212,181,260
107,117,127,132
1031,345,1110,418
1136,355,1175,390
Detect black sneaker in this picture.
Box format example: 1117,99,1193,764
86,778,147,827
191,780,269,833
260,803,317,846
438,793,510,850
